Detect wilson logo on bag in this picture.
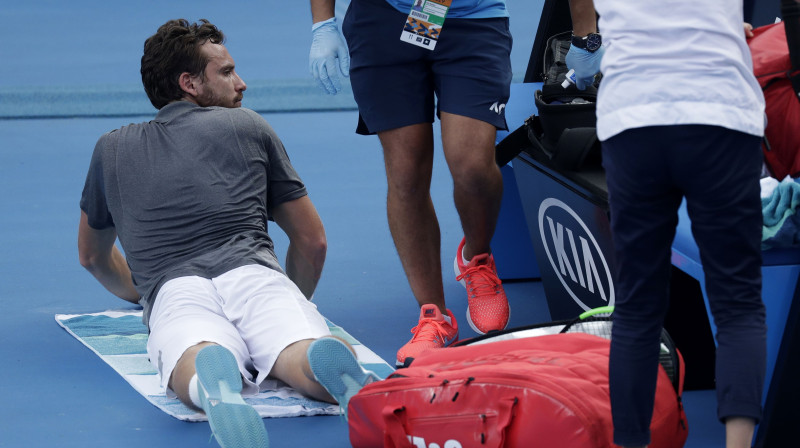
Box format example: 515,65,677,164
407,436,464,448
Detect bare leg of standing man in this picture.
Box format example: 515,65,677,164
442,112,509,336
380,123,460,367
387,112,509,367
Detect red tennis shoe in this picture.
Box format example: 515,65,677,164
395,304,459,367
454,237,510,334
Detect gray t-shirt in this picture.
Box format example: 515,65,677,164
80,101,307,326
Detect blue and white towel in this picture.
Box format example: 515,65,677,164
55,309,394,422
761,176,800,249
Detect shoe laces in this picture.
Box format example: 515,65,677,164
457,263,501,299
409,318,452,344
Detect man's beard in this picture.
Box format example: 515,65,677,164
198,91,242,108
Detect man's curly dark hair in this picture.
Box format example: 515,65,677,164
141,19,225,109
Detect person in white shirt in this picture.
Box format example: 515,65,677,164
567,1,767,447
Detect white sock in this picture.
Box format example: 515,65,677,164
461,246,470,266
188,374,203,409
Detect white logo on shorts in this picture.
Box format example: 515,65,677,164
489,101,506,114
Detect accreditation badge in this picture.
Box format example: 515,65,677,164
400,0,452,50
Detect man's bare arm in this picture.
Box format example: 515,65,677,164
568,0,598,36
78,211,140,303
271,195,327,299
310,0,336,23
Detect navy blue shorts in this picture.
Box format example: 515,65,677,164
341,0,512,135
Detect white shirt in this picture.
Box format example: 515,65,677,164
593,0,766,141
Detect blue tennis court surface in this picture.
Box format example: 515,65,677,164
1,1,728,447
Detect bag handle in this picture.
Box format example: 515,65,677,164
493,397,519,446
382,406,412,448
381,398,519,448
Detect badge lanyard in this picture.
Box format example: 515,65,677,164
400,0,452,50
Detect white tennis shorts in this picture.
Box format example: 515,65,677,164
145,264,331,397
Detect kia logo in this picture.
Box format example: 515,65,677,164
538,198,615,310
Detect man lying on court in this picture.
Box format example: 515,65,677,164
77,18,378,448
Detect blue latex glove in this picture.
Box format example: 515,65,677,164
565,45,605,90
309,17,350,95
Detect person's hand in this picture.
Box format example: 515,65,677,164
565,45,605,90
744,22,754,38
309,17,350,95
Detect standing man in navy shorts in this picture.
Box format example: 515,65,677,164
308,0,513,366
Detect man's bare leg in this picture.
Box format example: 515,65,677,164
378,123,446,312
169,341,219,411
440,111,503,260
269,338,335,403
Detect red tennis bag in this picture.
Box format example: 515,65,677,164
749,17,800,179
348,333,687,448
